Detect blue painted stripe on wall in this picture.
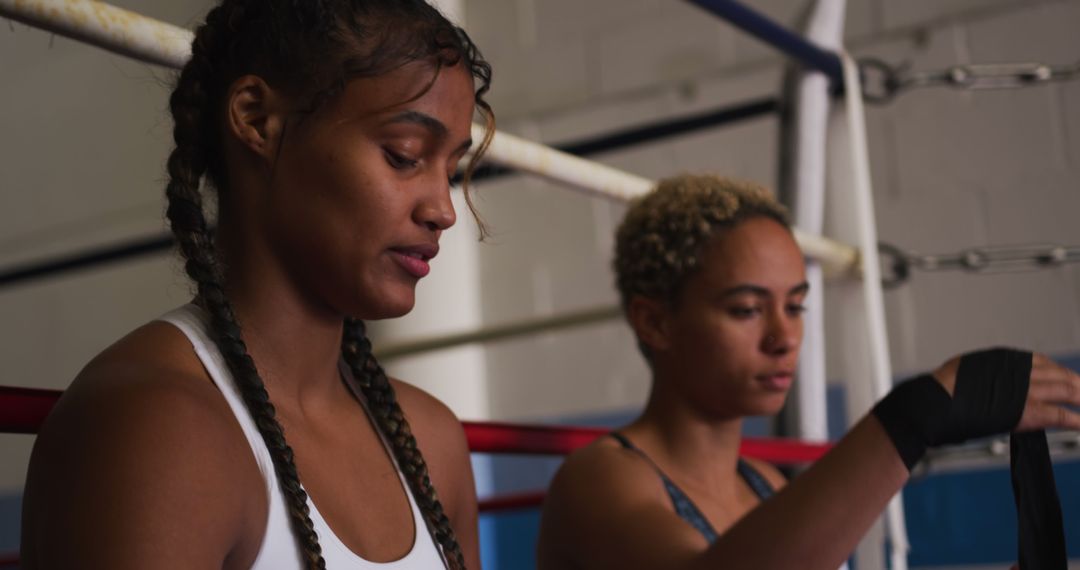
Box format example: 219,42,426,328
0,493,19,568
905,459,1080,565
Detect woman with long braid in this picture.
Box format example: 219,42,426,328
538,175,1080,569
21,1,492,568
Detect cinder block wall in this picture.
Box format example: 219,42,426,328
0,0,1078,559
462,0,1080,421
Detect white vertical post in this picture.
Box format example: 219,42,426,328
827,54,909,570
372,0,487,418
782,0,846,446
374,1,491,421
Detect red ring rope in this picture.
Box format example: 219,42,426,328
0,386,832,463
0,383,834,565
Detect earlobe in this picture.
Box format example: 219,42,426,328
627,296,672,353
225,75,286,161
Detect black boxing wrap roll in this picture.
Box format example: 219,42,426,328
870,374,951,470
942,348,1031,442
872,348,1065,569
1012,430,1066,569
872,348,1030,470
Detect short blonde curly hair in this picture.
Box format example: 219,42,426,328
614,174,790,308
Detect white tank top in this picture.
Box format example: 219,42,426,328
159,304,447,569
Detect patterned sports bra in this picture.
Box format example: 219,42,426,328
610,431,775,544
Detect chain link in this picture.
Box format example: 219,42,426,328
859,58,1080,103
878,243,1080,287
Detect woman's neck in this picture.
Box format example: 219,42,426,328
625,380,747,492
216,257,348,414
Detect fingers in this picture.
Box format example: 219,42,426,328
1028,359,1080,407
1022,356,1080,430
1016,402,1080,432
1027,375,1080,407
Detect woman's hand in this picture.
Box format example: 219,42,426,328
932,352,1080,432
1016,353,1080,431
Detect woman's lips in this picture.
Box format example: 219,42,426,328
756,373,794,391
389,245,437,278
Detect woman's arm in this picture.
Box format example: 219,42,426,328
21,362,258,569
539,352,1080,570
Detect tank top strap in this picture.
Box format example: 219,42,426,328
736,459,775,501
608,432,720,543
158,304,447,569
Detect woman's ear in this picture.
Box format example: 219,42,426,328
225,75,288,162
627,295,672,354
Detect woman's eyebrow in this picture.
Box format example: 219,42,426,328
384,110,448,137
720,281,810,298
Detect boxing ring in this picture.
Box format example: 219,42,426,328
1,0,1078,568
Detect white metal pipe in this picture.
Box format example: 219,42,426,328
0,0,193,68
0,0,861,276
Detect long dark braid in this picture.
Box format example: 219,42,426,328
341,319,466,569
165,5,327,568
163,1,493,568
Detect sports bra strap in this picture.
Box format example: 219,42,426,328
609,432,775,543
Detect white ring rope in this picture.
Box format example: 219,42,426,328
838,51,910,570
0,0,859,276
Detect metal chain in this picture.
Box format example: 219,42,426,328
859,58,1080,103
878,242,1080,288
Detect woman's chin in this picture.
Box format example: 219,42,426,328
349,291,416,321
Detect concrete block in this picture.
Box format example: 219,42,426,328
534,95,670,146
980,168,1080,244
826,267,1079,379
0,41,173,248
873,183,988,254
532,0,664,46
664,118,780,188
485,320,649,420
888,85,1063,198
730,0,878,67
1065,81,1080,173
909,269,1078,361
473,175,619,321
881,0,1024,32
594,6,738,96
0,255,186,392
966,1,1080,61
478,33,593,119
1067,265,1080,345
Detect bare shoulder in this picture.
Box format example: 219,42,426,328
546,434,666,511
388,378,479,566
742,456,788,491
538,435,677,569
23,321,263,568
389,378,466,454
50,320,244,444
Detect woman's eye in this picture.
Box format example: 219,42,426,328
729,306,760,319
786,303,807,316
384,149,419,170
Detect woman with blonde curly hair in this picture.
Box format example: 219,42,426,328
537,174,1079,569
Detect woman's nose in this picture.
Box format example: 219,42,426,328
763,312,799,354
415,176,457,232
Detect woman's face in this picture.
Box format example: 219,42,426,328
660,216,808,418
261,61,476,320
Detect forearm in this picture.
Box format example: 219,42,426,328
697,414,907,570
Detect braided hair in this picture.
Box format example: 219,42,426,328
164,1,492,567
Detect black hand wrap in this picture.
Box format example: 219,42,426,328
872,348,1066,569
872,348,1030,470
